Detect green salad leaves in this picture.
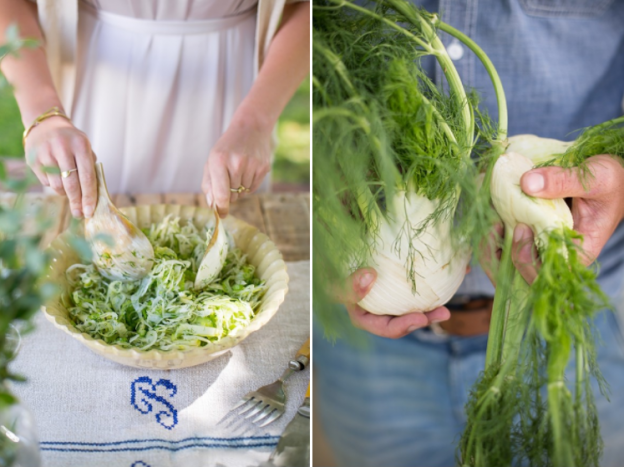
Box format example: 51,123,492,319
64,215,266,351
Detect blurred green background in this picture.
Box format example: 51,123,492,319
274,76,310,187
0,85,23,156
0,77,310,188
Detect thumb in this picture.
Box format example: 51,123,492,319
521,166,588,199
337,268,377,304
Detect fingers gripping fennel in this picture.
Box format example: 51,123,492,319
491,152,573,245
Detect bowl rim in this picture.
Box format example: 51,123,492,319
41,204,290,365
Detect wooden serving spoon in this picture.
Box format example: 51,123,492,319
194,210,229,290
85,163,154,281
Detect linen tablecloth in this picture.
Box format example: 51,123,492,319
10,260,310,467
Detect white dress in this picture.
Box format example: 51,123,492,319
72,0,260,194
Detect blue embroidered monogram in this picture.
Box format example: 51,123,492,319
131,377,178,430
131,462,150,467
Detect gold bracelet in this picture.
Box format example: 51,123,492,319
22,106,71,148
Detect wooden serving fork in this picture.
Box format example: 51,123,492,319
84,163,154,281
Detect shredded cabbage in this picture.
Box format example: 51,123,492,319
64,215,266,351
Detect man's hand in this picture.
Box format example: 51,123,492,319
500,155,624,284
341,268,451,339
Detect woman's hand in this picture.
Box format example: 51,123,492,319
341,268,451,339
482,155,624,285
202,110,272,218
25,117,97,219
201,1,309,218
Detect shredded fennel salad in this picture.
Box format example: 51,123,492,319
64,215,266,351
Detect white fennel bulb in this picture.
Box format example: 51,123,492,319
506,134,572,164
490,151,573,246
358,192,471,316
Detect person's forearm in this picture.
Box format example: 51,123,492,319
0,0,64,126
233,2,310,131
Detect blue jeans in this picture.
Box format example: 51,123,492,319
314,308,624,467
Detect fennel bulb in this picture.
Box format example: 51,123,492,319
491,151,573,247
313,0,497,330
506,134,573,164
462,126,623,466
358,192,470,315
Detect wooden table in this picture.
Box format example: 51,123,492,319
30,192,310,261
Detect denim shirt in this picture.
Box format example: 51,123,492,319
414,0,624,300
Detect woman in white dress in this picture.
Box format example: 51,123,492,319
0,0,309,218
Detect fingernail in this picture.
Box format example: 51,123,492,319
524,172,544,194
407,325,419,333
205,193,213,207
84,207,93,219
430,319,445,324
72,209,83,219
358,272,374,290
513,224,529,242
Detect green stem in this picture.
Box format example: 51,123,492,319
329,0,474,195
419,92,459,146
435,21,508,143
575,344,583,407
484,231,514,368
315,34,403,213
336,2,461,155
313,41,357,96
332,0,433,52
355,186,383,231
587,114,624,132
500,274,530,365
382,0,474,152
426,27,474,151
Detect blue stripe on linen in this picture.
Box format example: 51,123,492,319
40,436,279,453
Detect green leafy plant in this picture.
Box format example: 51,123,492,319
0,25,50,406
0,26,56,466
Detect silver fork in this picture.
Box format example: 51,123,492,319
231,338,310,427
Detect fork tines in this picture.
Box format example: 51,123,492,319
233,395,284,427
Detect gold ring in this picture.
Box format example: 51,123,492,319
230,186,249,194
61,168,78,179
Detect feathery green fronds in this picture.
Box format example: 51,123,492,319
313,0,498,332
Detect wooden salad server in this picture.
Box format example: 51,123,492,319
194,210,229,290
85,163,155,281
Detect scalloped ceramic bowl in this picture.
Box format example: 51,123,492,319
42,204,289,369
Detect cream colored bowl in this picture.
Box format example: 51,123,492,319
43,204,289,369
